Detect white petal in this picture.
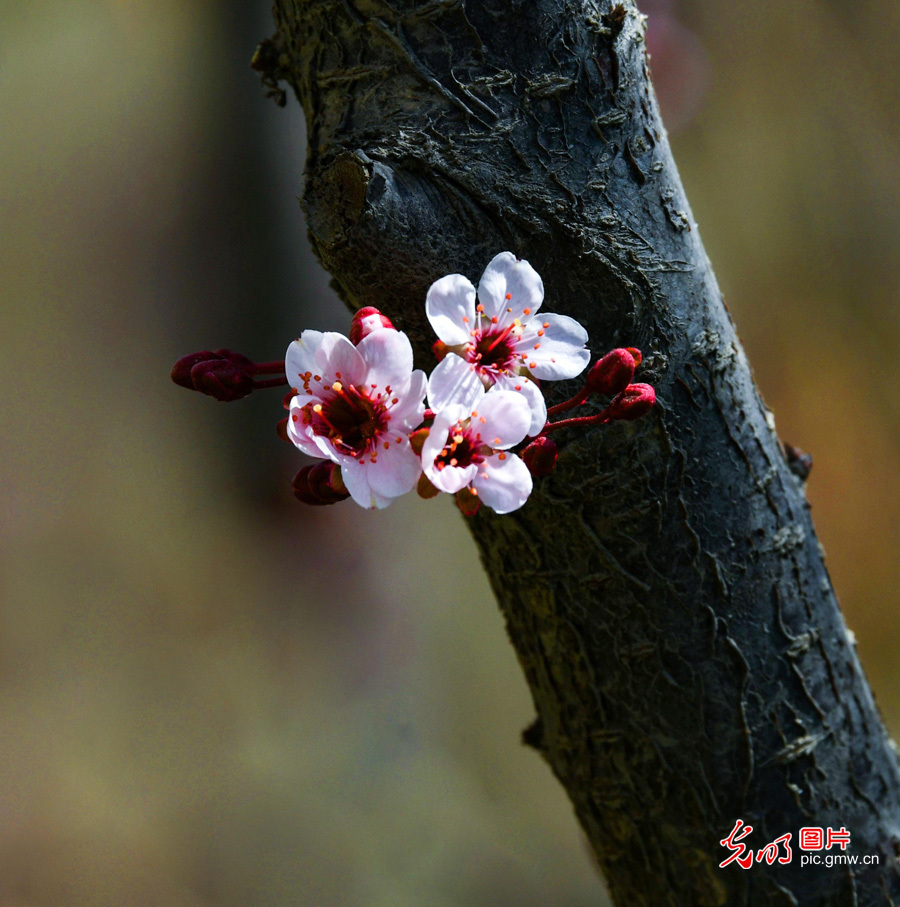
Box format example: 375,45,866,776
286,397,326,457
513,313,590,380
492,373,547,437
388,370,427,430
356,328,414,391
420,407,464,466
477,252,544,323
470,390,532,450
286,424,323,458
427,461,478,494
472,453,533,514
425,274,476,346
420,406,479,494
315,333,367,386
426,354,484,413
365,438,422,498
340,459,393,509
285,331,325,389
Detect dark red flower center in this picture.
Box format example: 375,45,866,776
434,423,485,472
305,384,388,458
468,326,517,376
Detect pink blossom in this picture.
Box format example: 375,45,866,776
421,386,533,514
285,329,426,509
425,252,590,434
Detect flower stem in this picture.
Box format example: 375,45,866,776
539,406,612,436
546,388,590,417
247,360,286,375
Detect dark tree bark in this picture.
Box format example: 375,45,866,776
264,1,900,902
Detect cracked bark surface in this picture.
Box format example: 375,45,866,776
265,1,900,902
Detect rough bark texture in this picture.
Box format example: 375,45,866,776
266,1,900,902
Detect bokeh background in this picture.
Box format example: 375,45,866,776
2,1,898,903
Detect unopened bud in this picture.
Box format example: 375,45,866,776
417,473,440,499
171,351,217,389
291,462,350,505
213,349,255,370
349,307,394,345
522,436,558,477
585,348,636,397
408,428,430,456
625,347,642,367
606,383,656,421
456,487,481,516
784,443,813,481
432,340,449,362
190,358,254,402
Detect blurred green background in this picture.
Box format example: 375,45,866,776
1,1,897,903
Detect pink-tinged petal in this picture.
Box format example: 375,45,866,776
356,328,414,391
285,331,325,388
471,390,532,450
311,433,340,461
365,438,422,498
427,354,485,412
420,407,464,467
286,397,327,457
388,370,427,430
426,353,485,413
477,252,544,323
426,274,476,345
493,373,547,436
429,461,479,494
471,453,533,514
340,459,393,509
420,406,480,494
286,423,323,458
513,313,590,380
315,333,367,386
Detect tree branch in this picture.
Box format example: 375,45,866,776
268,0,900,901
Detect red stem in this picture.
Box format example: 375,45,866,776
538,406,612,436
252,376,289,389
247,360,286,375
546,388,590,417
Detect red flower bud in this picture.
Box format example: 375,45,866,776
606,383,656,421
349,307,394,345
213,348,255,370
291,462,350,505
171,351,218,389
585,348,636,397
189,358,254,402
522,436,559,477
625,347,642,367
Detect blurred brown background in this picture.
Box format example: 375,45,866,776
1,1,897,904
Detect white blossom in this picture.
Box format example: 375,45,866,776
285,329,426,509
425,251,590,434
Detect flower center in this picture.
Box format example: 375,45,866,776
434,421,486,472
306,383,388,457
467,323,518,377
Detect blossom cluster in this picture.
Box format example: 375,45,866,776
172,253,656,516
